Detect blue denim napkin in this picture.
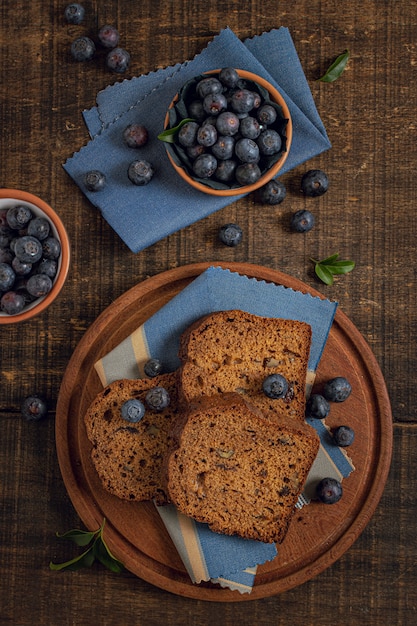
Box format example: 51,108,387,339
64,28,331,253
94,266,353,593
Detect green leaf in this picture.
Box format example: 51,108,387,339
314,263,335,285
93,537,124,574
55,528,97,547
324,260,356,275
49,546,95,571
318,50,350,83
157,118,195,143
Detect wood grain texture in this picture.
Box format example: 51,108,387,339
0,0,416,623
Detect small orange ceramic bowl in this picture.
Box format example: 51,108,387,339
0,189,70,324
162,69,292,196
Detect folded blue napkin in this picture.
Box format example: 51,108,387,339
64,27,331,253
94,266,353,593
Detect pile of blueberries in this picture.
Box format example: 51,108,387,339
0,205,61,315
65,3,131,73
168,67,288,188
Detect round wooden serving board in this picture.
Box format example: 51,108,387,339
55,262,393,601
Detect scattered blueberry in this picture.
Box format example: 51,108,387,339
14,236,43,264
6,205,32,230
64,3,85,24
301,169,329,197
305,393,330,419
98,24,120,49
84,170,106,192
144,358,163,378
71,36,96,62
26,273,53,298
0,262,16,290
323,377,352,402
145,387,170,411
219,223,242,247
1,291,26,315
258,179,286,205
128,160,154,185
123,124,149,148
262,374,289,399
42,237,61,260
235,162,261,185
290,209,315,233
192,153,217,179
21,395,48,421
316,477,343,504
333,425,355,447
106,47,131,73
121,398,145,423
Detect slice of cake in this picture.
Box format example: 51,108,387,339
165,393,320,543
178,309,312,422
84,373,178,504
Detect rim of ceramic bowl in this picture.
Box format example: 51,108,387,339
163,68,293,196
0,189,70,324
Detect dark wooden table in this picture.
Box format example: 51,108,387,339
1,2,415,624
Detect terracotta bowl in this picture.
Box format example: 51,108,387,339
163,69,293,196
0,189,70,324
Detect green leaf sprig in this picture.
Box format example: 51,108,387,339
49,518,124,573
157,118,195,143
310,253,355,285
318,50,350,83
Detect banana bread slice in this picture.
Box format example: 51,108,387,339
165,393,320,543
178,309,312,422
84,373,178,504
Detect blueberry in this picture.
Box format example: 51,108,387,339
215,111,240,136
128,160,154,185
218,67,240,89
37,258,57,279
192,153,217,178
235,162,261,185
84,170,106,192
186,144,205,160
144,358,163,378
42,237,61,260
323,377,352,402
239,116,261,139
71,36,95,62
178,121,199,147
145,387,170,411
122,124,148,148
316,477,343,504
212,136,235,160
64,3,85,24
215,159,237,182
219,223,242,247
187,100,206,122
258,180,286,205
203,93,227,116
6,205,33,230
257,104,277,125
21,395,48,421
262,374,289,399
235,138,260,163
14,236,43,263
27,217,50,241
301,169,329,197
26,273,53,298
106,47,130,73
257,129,282,156
1,291,26,315
230,89,255,114
98,25,120,49
290,209,315,233
305,393,330,419
197,124,217,147
196,77,223,99
12,256,32,276
121,398,145,423
333,425,355,447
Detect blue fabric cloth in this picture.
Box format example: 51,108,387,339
63,28,331,253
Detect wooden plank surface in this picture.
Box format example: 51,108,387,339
0,1,416,624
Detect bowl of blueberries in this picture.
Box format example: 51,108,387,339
0,189,70,323
160,68,293,196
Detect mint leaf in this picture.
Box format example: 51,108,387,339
157,118,195,143
318,50,350,83
314,263,335,285
311,253,355,285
